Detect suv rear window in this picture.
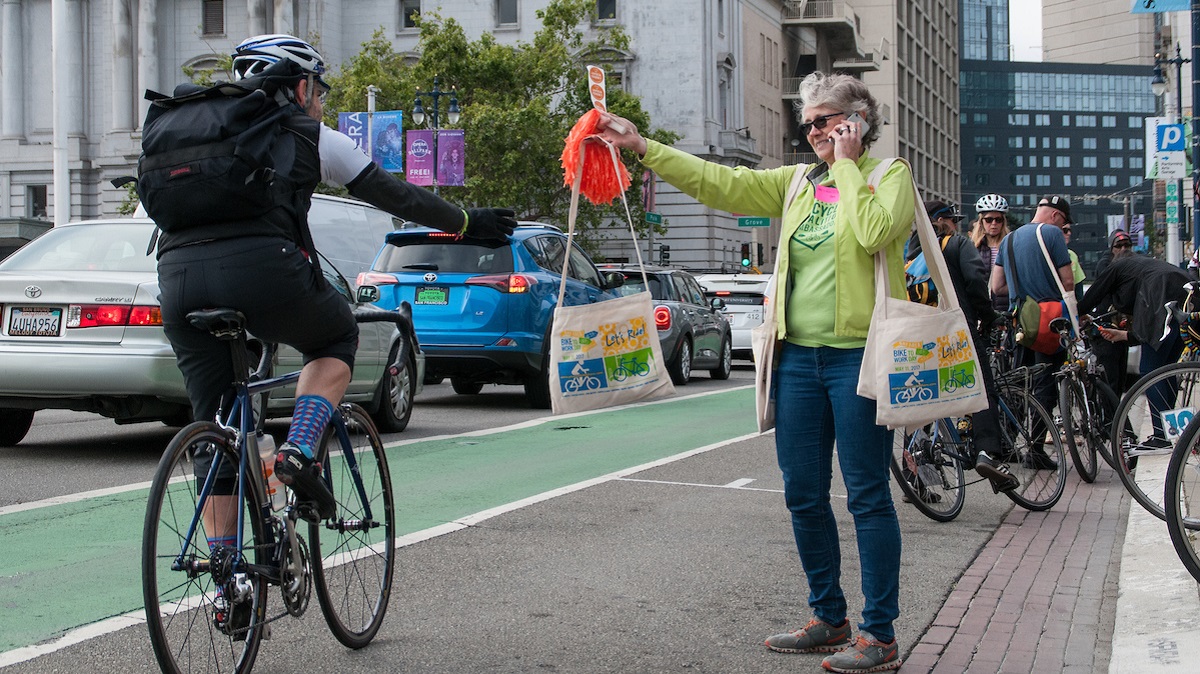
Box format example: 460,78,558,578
375,238,514,274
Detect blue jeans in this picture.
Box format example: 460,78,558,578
774,343,901,642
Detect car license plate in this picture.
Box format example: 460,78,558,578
9,307,63,337
416,286,449,306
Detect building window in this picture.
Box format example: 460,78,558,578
1109,138,1124,150
27,185,48,218
1103,115,1117,127
1104,175,1118,187
1063,176,1072,187
1082,138,1097,149
1037,175,1051,187
1014,175,1031,186
1035,114,1050,126
1014,156,1024,167
400,0,420,28
1075,115,1096,127
1056,138,1070,149
1083,156,1097,168
975,155,997,167
1130,117,1143,128
1009,136,1024,149
496,0,517,26
1131,156,1144,169
974,113,989,124
202,0,224,36
1078,175,1097,187
1062,115,1071,126
1130,138,1144,150
597,0,616,20
1110,157,1124,168
1056,156,1070,167
1009,113,1030,125
974,135,996,148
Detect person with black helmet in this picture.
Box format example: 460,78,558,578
155,35,518,521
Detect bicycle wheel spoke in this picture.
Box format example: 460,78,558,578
1166,421,1200,582
143,422,267,674
999,386,1067,511
311,405,396,648
889,419,966,522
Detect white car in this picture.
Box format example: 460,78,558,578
697,273,773,360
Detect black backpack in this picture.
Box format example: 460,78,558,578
135,63,304,232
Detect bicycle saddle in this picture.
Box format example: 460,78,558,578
187,308,247,340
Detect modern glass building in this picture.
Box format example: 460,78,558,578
961,0,1009,61
960,59,1157,273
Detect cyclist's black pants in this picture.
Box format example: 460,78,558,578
969,327,1003,462
159,236,359,488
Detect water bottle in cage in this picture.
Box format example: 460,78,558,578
255,432,286,510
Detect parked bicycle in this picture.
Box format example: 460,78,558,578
1162,400,1200,582
142,300,411,674
891,362,1068,521
1054,314,1121,482
1109,294,1200,521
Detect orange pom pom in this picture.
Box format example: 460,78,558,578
561,109,632,205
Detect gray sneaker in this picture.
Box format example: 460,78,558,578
821,632,901,673
765,618,851,653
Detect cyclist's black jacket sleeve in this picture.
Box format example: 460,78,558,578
346,163,467,234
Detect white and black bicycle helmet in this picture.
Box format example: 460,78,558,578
974,193,1009,214
232,34,328,87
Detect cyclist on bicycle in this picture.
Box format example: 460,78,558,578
156,35,518,524
906,200,1018,492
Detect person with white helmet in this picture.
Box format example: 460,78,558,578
969,193,1011,313
156,35,518,524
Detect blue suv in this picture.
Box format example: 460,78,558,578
359,223,622,408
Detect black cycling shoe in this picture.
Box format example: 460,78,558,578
1021,450,1059,471
274,443,336,521
976,452,1020,492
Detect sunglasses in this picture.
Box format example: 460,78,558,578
982,216,1005,224
1113,242,1132,249
1062,227,1072,234
800,112,848,135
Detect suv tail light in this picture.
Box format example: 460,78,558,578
357,272,399,287
67,304,162,328
466,274,535,293
654,306,671,330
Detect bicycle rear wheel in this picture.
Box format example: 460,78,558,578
997,386,1068,511
1109,361,1200,521
1093,378,1120,471
143,421,268,674
1059,377,1098,482
1164,416,1200,582
889,418,967,522
310,404,396,649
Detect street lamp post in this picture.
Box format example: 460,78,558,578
1153,44,1192,265
412,76,460,196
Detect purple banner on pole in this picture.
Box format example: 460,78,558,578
337,112,368,154
437,130,466,187
371,111,405,173
406,130,435,186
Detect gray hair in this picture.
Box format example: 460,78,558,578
794,72,882,148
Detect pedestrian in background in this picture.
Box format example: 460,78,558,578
990,196,1078,471
1092,230,1134,393
596,71,908,673
970,193,1012,313
906,201,1017,493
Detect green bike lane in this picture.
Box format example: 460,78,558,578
0,387,755,656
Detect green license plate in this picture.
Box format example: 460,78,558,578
416,286,449,305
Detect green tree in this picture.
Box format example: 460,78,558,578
323,0,676,253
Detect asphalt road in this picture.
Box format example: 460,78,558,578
0,364,1017,672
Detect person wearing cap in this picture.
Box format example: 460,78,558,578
990,195,1078,470
1079,242,1191,444
906,201,1017,492
1089,230,1135,393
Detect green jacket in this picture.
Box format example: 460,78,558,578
640,140,915,340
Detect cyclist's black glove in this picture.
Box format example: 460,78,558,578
463,208,517,240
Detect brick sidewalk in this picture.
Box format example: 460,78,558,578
900,470,1127,674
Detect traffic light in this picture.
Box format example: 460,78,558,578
740,243,751,267
757,243,764,266
660,244,671,265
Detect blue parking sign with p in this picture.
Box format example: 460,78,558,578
1158,124,1186,152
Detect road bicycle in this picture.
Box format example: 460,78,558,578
1109,296,1200,521
1054,316,1121,483
142,301,411,674
891,362,1068,521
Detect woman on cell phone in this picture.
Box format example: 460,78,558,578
596,71,909,674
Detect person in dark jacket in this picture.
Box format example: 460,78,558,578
905,201,1018,492
1089,230,1134,393
1079,250,1191,442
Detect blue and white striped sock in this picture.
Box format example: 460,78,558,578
285,395,334,459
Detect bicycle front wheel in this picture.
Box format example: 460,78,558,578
143,421,269,674
1109,361,1200,521
889,418,967,522
997,386,1068,511
1164,416,1200,582
311,404,396,649
1060,377,1098,483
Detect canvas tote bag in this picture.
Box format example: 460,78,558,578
751,164,809,433
548,141,675,415
857,158,988,429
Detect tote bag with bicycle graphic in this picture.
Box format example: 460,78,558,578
549,120,674,415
